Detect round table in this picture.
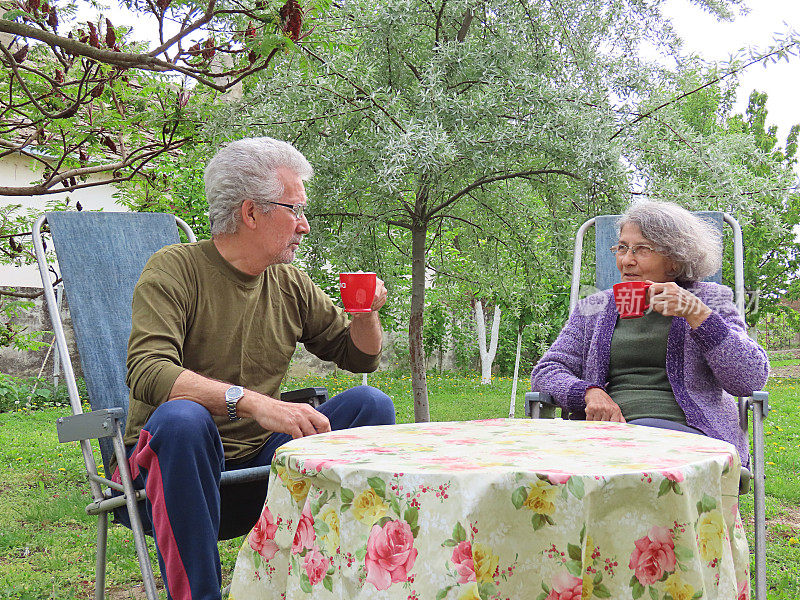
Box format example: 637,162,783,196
230,418,749,600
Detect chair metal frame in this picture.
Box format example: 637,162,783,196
525,212,769,600
32,212,321,600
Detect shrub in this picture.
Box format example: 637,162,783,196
0,373,76,413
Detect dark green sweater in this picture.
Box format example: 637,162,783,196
606,310,687,424
124,239,380,461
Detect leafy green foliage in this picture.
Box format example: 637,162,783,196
208,0,697,414
629,70,800,327
0,374,75,413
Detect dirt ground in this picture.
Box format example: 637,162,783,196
771,364,800,378
760,504,800,542
768,348,800,378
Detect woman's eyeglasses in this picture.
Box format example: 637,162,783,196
610,244,658,258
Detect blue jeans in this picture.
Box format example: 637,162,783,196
113,385,395,600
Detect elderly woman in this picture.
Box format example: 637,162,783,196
531,200,768,466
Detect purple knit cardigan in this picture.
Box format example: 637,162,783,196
531,282,768,466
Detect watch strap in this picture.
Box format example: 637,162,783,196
225,386,244,421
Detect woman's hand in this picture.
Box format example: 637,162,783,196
647,281,712,329
584,387,625,422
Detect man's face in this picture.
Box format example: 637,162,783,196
253,166,310,265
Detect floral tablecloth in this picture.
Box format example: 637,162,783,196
229,419,749,600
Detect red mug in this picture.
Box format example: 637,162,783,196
339,272,376,313
613,281,651,319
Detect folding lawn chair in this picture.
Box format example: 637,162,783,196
525,212,769,600
32,211,327,600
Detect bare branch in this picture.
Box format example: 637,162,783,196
0,287,45,299
0,17,256,91
455,8,472,43
0,138,192,196
428,168,582,218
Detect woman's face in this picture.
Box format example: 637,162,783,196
615,223,677,283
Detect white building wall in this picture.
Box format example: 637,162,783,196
0,153,127,287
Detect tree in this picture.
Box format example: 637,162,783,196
0,0,318,196
474,299,500,385
730,92,800,326
627,69,800,327
0,0,322,326
218,0,751,421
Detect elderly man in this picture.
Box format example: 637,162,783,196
113,137,395,600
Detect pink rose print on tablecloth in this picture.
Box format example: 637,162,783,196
365,519,418,590
545,571,582,600
737,579,749,600
248,507,279,560
292,502,316,554
537,469,572,485
660,468,685,482
302,457,352,472
628,525,677,586
451,540,476,583
303,546,332,585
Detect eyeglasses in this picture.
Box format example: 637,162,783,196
610,243,658,258
264,200,306,220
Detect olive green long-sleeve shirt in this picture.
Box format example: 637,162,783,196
124,239,380,462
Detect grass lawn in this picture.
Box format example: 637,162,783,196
0,370,798,599
769,359,800,368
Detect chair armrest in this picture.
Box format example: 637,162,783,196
525,391,558,418
750,391,769,418
739,466,752,495
56,408,126,443
280,387,328,408
220,466,271,485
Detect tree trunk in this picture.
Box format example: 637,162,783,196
509,328,522,418
475,300,501,384
409,222,430,422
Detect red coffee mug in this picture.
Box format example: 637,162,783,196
613,281,651,319
339,272,377,313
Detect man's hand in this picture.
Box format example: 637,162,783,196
584,387,625,423
349,276,387,355
168,370,330,439
239,392,330,439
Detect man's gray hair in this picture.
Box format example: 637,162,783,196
204,137,313,235
618,200,722,282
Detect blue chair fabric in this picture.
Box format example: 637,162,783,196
47,212,181,474
593,212,723,290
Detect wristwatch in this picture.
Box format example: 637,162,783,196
225,385,244,421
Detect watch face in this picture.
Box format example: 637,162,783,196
226,385,244,401
226,385,244,421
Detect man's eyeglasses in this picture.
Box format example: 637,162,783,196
264,200,306,220
610,243,658,258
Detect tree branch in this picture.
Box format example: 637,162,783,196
0,17,252,91
302,47,407,133
0,138,191,196
0,287,45,299
455,8,472,42
428,168,582,218
610,41,800,141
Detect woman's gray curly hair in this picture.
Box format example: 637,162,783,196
204,137,313,235
618,200,722,282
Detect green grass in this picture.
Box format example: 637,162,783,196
1,371,798,599
770,359,800,368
